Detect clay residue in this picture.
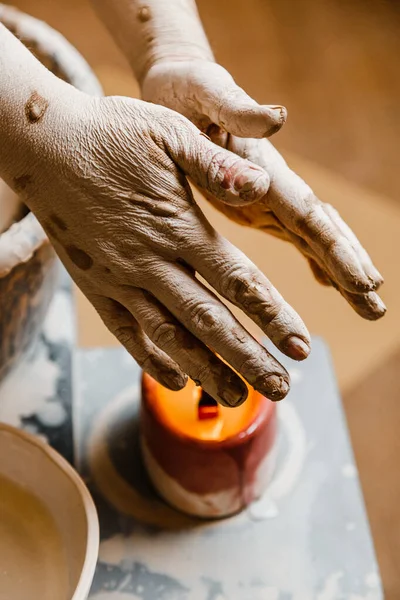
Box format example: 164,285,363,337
13,174,32,192
137,5,152,22
50,214,68,231
66,245,93,270
220,165,236,190
44,223,59,243
25,91,49,124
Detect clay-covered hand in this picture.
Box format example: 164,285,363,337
143,60,385,320
18,91,311,405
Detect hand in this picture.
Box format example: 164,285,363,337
18,89,312,405
143,60,385,320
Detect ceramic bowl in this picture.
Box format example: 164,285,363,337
0,423,99,600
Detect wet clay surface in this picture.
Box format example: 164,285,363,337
25,91,49,124
0,474,69,600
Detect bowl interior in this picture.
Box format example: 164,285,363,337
0,425,98,600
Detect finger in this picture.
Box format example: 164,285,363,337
276,224,387,319
115,287,249,407
178,232,311,361
199,165,285,232
323,203,384,289
269,186,383,294
199,182,280,230
89,294,188,391
145,262,290,401
225,136,380,294
269,187,378,294
194,132,386,319
338,289,387,321
193,65,287,138
165,119,270,207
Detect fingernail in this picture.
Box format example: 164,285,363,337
371,267,384,288
263,106,287,136
219,384,248,407
284,336,310,361
268,105,287,122
257,374,290,401
374,295,387,316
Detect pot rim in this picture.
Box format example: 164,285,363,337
0,212,50,277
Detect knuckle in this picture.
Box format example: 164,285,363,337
141,353,158,372
293,204,316,233
220,266,255,300
220,267,280,319
150,321,177,347
237,356,263,380
189,301,222,336
322,234,340,255
265,306,284,328
207,150,234,191
113,325,134,347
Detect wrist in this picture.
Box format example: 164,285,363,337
141,56,213,104
0,73,83,186
92,0,214,86
136,44,214,88
0,22,90,196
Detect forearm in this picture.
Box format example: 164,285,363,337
0,24,68,188
92,0,214,84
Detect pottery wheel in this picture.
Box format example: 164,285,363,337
75,340,382,600
0,276,384,600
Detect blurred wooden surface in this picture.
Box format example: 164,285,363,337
198,0,400,204
10,0,400,596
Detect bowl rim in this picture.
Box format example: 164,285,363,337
0,421,100,600
0,211,50,278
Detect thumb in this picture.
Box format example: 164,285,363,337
166,119,270,206
195,65,287,138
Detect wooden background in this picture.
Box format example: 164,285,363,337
9,0,400,596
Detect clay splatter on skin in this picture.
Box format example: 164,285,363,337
13,174,32,191
66,245,93,270
25,91,48,124
50,214,68,231
138,6,152,22
45,223,59,242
